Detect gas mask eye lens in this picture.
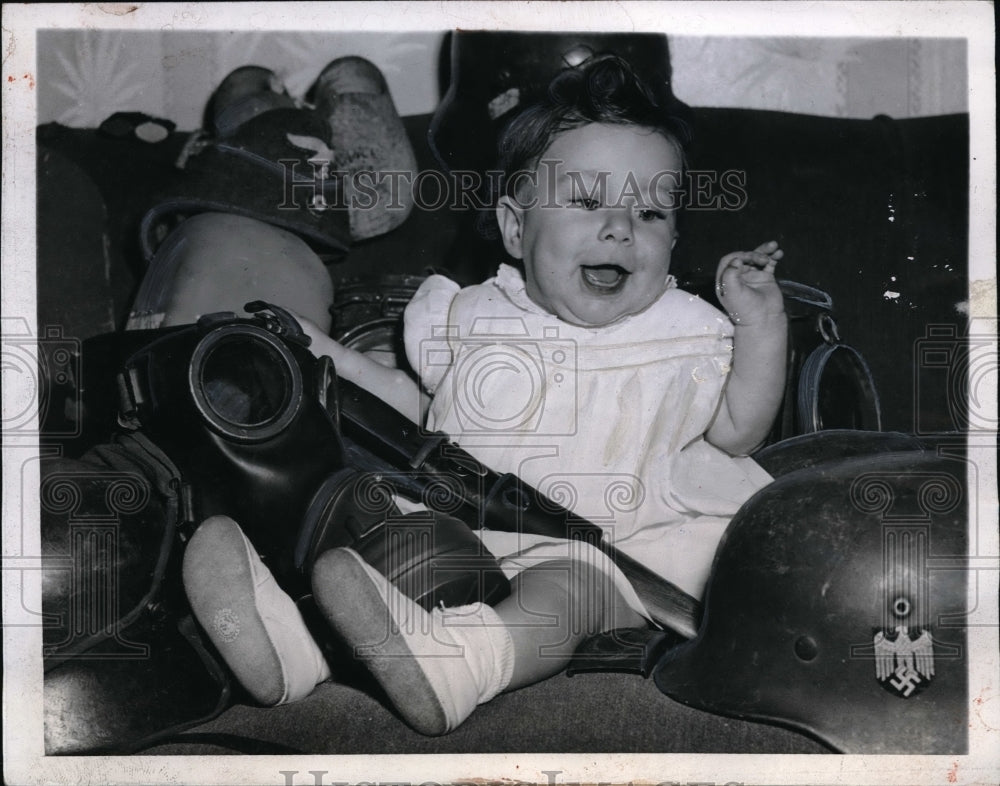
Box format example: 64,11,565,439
202,336,288,425
191,325,303,441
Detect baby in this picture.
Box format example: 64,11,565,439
183,54,787,736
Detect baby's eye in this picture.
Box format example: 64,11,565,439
570,197,600,210
635,207,667,222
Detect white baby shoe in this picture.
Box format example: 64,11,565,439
311,547,514,736
182,515,331,706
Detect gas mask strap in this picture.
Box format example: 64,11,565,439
315,354,341,435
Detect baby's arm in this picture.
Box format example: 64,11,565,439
296,315,429,424
705,240,788,456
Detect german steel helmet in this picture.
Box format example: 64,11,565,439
428,30,689,175
653,446,968,754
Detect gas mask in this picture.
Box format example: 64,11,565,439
112,302,509,607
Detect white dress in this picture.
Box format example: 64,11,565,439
403,264,773,605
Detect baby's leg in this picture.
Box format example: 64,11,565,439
183,516,331,705
497,557,645,690
312,548,643,735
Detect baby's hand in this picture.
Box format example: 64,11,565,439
715,240,785,326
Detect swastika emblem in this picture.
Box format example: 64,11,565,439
888,664,923,697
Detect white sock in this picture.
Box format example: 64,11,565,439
438,602,515,703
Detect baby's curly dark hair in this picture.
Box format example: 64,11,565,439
496,54,692,199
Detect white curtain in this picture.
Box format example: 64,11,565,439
669,36,967,118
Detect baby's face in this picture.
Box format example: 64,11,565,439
498,123,681,327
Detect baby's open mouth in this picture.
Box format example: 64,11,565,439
581,264,629,293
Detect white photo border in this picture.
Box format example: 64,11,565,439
3,2,997,785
